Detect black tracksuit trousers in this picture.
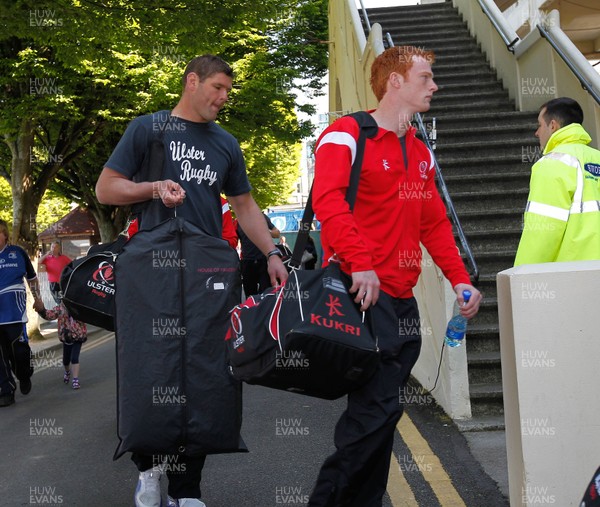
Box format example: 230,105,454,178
308,293,422,507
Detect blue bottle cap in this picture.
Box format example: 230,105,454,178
462,290,472,303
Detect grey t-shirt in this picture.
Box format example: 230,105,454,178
105,110,251,237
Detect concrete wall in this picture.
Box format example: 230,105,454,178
328,0,382,116
412,251,472,419
497,260,600,506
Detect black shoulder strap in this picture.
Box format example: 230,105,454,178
130,113,171,224
289,111,378,269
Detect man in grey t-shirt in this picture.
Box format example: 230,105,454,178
96,55,288,507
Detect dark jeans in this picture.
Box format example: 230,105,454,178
63,341,82,366
308,294,422,507
0,323,34,395
132,452,207,499
241,258,270,297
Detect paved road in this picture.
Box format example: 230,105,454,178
0,332,508,506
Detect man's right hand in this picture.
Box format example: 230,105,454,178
350,270,380,311
153,180,186,208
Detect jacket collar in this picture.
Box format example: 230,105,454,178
544,123,592,155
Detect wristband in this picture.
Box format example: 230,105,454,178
267,248,282,260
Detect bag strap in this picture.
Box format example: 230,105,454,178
130,112,173,227
289,111,378,269
130,113,172,226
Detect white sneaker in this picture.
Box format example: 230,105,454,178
167,497,206,507
135,469,163,507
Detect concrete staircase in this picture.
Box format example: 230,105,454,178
364,1,539,430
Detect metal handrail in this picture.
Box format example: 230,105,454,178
476,0,519,52
414,114,479,282
538,24,600,106
383,31,480,282
357,0,371,32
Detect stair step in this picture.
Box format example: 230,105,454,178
474,278,499,301
437,154,535,172
432,89,510,105
435,140,538,160
430,113,538,132
449,209,524,232
460,229,522,254
442,173,530,193
430,99,517,114
449,188,529,214
464,249,515,266
435,128,536,145
456,415,505,432
465,298,500,326
467,351,503,385
391,34,475,48
434,72,500,86
377,19,468,31
467,350,501,365
367,4,462,17
436,81,505,94
470,382,504,398
433,62,496,76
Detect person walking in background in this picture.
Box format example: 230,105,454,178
308,46,481,506
96,54,288,507
0,219,38,407
237,212,280,296
33,298,87,390
39,241,71,303
515,97,600,265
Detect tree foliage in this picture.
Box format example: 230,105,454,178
0,0,328,248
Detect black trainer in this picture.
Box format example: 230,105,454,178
20,378,32,395
0,393,15,407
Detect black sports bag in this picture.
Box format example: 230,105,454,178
59,235,126,331
225,263,380,399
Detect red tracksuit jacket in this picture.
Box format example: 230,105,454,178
312,113,470,298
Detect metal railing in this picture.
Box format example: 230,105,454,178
538,24,600,106
358,0,371,32
476,0,519,52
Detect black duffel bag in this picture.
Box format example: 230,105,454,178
225,263,379,399
59,235,127,331
224,111,381,400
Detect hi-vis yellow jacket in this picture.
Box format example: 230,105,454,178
514,123,600,266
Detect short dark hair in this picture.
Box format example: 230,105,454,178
182,55,233,88
540,97,583,128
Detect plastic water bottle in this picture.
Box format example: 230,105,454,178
444,290,472,348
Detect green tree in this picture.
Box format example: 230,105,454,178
0,177,11,223
0,0,328,247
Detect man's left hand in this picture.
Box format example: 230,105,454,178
453,283,482,319
267,255,288,287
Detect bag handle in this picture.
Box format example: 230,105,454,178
289,111,378,269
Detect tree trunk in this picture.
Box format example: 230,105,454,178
89,203,129,243
5,121,66,255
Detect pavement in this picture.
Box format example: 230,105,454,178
29,321,510,505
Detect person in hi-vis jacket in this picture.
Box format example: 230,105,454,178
515,97,600,265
